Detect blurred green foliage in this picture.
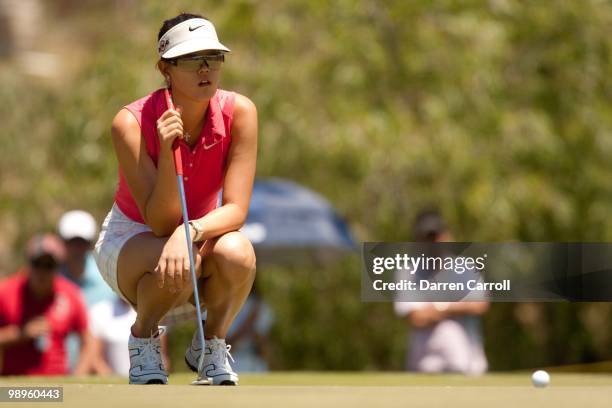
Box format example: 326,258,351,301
1,0,612,371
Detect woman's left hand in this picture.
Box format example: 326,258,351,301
154,225,196,293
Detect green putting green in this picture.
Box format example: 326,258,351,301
1,372,611,408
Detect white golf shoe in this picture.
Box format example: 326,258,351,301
185,332,238,385
128,328,168,385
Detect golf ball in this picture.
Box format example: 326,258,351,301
531,370,550,387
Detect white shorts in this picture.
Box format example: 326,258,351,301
93,203,152,304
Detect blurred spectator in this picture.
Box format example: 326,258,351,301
0,234,92,375
226,287,274,372
58,210,117,373
394,209,489,375
58,210,116,306
87,297,136,376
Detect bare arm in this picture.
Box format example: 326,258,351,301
0,325,22,347
448,301,490,316
72,331,94,376
111,108,184,236
0,317,49,347
190,93,258,240
408,302,490,328
87,335,113,375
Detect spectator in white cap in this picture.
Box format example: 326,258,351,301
58,210,116,307
58,210,117,374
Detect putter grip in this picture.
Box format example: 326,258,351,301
172,140,183,175
164,88,183,175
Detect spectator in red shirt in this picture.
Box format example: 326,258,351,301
0,234,92,376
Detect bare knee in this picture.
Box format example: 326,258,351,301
212,232,256,283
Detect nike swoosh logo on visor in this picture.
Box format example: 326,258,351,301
189,25,205,31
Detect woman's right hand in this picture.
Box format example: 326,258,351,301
156,107,184,149
154,225,197,293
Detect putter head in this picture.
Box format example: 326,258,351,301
191,377,213,385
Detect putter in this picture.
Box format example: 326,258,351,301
164,88,212,386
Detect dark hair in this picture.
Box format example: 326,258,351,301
413,209,448,242
158,12,207,41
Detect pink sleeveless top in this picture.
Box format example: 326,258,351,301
114,88,235,224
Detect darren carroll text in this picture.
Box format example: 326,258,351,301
373,279,511,291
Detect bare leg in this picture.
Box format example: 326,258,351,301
116,232,201,338
192,231,256,338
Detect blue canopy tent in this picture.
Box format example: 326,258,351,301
240,178,357,266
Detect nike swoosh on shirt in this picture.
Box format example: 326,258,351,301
189,25,205,31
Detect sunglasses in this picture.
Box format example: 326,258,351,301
167,54,225,72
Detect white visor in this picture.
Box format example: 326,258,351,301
158,18,230,59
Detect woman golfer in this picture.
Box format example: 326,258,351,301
94,13,257,385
